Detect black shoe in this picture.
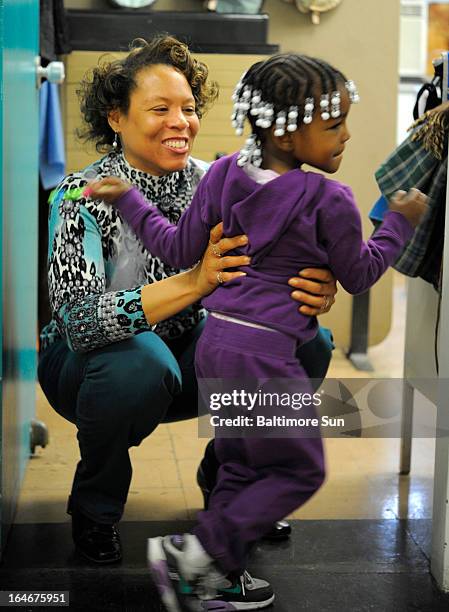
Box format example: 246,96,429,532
197,440,292,542
67,497,122,564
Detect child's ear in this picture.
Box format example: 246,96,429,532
273,131,295,153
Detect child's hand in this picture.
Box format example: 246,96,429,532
388,188,428,228
83,176,132,204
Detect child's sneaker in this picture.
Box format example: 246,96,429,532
147,535,274,611
201,570,275,610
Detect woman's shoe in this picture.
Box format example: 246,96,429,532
67,496,122,564
197,443,292,541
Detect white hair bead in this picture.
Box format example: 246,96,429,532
345,80,360,104
303,97,314,124
320,94,330,120
330,91,341,119
237,131,262,167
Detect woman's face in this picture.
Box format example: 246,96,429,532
109,64,200,175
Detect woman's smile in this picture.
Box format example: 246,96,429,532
162,137,190,154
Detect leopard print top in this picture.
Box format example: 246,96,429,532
40,151,209,353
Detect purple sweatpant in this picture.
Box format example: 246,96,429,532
193,315,325,574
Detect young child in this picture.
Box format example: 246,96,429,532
86,54,427,611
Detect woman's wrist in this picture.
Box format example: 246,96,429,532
185,265,208,301
141,270,202,325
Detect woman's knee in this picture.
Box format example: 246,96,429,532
86,333,182,404
72,334,179,435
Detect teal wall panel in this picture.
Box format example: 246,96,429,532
1,0,39,554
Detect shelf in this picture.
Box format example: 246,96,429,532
67,10,279,54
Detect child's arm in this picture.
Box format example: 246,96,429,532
85,175,213,269
320,184,427,295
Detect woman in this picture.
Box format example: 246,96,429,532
38,35,337,589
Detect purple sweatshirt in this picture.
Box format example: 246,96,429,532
115,152,413,343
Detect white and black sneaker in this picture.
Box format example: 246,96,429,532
147,535,274,611
201,570,275,610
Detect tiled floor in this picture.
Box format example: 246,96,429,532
15,273,435,526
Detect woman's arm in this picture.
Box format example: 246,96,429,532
49,180,247,351
48,180,153,353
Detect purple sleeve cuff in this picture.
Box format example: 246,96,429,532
381,210,415,243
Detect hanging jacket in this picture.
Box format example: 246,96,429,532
373,105,449,291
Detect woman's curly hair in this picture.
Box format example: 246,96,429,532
77,35,219,153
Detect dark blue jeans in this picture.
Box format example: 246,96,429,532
38,321,333,523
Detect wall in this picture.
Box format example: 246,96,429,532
62,0,401,348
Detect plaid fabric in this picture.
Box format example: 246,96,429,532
375,129,446,291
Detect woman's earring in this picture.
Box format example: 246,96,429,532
112,132,119,149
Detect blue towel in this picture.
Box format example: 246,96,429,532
39,81,65,190
369,195,389,224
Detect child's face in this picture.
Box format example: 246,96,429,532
290,86,351,174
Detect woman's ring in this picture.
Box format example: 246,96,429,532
216,271,224,284
210,241,222,257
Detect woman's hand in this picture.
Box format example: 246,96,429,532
189,222,250,298
288,268,337,316
83,176,132,203
141,222,250,325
